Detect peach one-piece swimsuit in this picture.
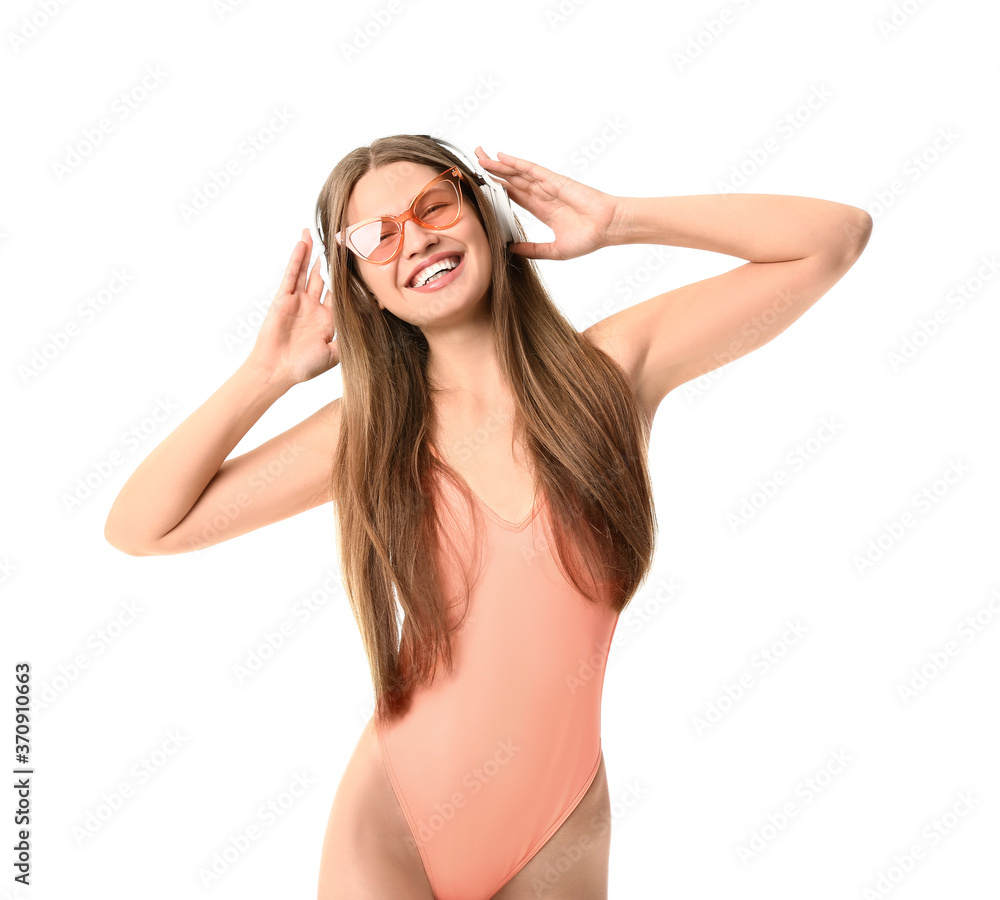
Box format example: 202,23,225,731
375,444,621,899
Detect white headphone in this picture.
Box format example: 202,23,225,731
311,136,518,293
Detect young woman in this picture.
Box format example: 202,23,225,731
105,134,872,899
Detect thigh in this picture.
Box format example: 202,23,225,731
492,752,612,900
317,717,435,900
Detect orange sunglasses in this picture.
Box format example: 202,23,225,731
335,166,467,264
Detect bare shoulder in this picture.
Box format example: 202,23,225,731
580,317,658,431
318,395,343,428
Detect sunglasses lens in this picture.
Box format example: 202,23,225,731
414,180,461,229
350,177,461,262
349,221,400,263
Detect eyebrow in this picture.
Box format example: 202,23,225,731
352,194,407,223
360,172,442,220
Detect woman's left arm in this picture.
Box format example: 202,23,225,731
601,192,872,408
475,148,873,416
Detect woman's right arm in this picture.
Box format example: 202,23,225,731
104,228,341,556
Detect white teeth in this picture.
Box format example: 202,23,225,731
412,256,460,288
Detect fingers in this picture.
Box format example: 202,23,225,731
481,156,524,183
492,173,523,199
476,146,520,177
483,168,515,192
480,149,542,187
475,148,533,209
306,254,325,300
509,240,559,261
281,235,308,295
293,227,312,296
481,155,557,209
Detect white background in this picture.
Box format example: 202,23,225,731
2,0,998,898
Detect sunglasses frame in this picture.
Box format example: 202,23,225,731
334,166,467,265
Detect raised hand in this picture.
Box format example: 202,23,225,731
245,228,339,389
474,147,626,261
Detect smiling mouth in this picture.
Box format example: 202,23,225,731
408,253,465,289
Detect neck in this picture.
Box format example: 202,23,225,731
424,313,507,410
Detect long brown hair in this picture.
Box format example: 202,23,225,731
314,134,656,722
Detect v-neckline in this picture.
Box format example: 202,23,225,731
428,441,542,532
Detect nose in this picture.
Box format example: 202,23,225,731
401,216,437,256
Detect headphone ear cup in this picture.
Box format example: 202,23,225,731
309,226,333,293
477,176,518,245
319,253,332,293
